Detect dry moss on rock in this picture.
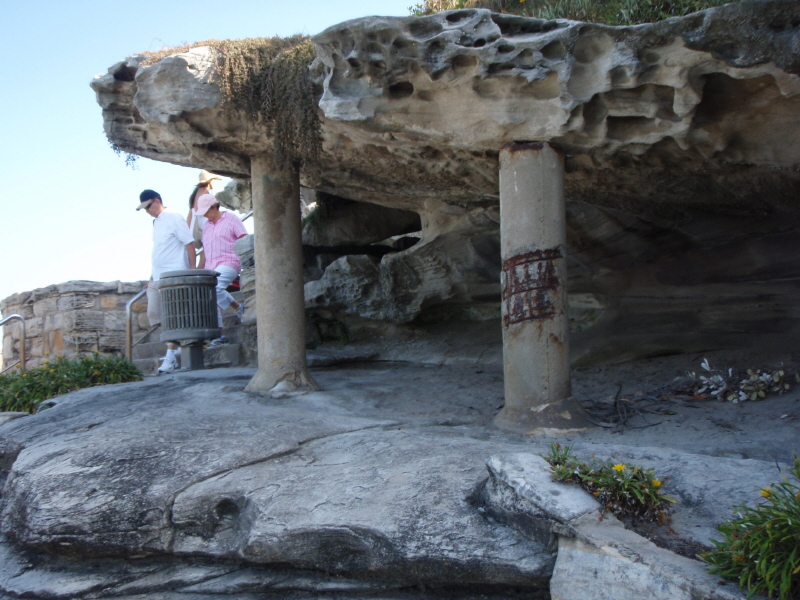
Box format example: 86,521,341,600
411,0,739,24
140,35,321,169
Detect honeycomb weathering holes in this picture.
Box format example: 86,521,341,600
445,10,476,24
388,81,414,99
541,40,566,60
452,54,478,72
491,14,565,37
113,65,137,82
573,34,613,64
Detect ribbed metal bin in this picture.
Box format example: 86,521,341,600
158,269,220,343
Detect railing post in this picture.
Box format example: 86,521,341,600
18,318,25,373
126,289,146,361
0,314,26,372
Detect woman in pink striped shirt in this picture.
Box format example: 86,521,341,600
194,194,248,345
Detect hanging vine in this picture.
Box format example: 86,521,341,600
140,35,321,170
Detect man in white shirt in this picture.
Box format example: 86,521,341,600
137,189,196,372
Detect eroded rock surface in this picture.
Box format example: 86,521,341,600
93,1,800,208
93,1,800,363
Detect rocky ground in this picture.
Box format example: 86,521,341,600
0,347,796,599
572,349,800,464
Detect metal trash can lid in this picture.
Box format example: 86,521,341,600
160,269,220,278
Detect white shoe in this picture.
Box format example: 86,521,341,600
235,303,245,321
158,356,179,373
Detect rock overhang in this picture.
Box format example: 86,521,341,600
92,0,800,215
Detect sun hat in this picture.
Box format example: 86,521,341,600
198,170,222,185
194,194,218,216
137,189,160,211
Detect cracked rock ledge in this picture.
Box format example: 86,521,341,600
0,370,779,599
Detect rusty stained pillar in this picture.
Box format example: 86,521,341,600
244,154,319,396
493,142,590,434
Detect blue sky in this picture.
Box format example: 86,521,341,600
0,0,413,305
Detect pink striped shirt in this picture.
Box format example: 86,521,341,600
201,211,247,272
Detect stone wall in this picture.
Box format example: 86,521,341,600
1,280,148,371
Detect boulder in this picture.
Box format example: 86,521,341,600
481,451,772,600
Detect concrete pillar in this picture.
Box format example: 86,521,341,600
245,154,319,395
493,142,589,434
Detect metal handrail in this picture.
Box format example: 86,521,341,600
127,209,253,359
126,289,147,360
0,314,26,372
1,360,20,375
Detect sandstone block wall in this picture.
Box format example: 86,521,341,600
1,280,148,371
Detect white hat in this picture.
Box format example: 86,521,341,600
198,170,222,185
194,194,218,216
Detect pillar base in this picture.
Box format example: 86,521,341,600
245,368,320,398
493,396,592,435
180,342,205,371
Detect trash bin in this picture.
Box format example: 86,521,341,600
158,269,220,370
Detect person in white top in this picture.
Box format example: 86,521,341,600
137,189,196,373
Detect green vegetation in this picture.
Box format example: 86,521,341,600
700,457,800,600
0,354,142,414
139,35,321,170
109,141,139,169
410,0,738,25
544,442,675,523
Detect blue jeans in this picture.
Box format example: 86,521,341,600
214,265,239,328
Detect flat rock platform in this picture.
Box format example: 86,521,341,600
0,352,797,599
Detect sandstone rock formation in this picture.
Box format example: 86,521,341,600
0,365,788,598
92,1,800,363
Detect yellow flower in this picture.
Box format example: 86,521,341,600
652,479,662,488
50,369,55,373
93,370,100,376
760,487,771,498
612,464,625,472
22,374,27,377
